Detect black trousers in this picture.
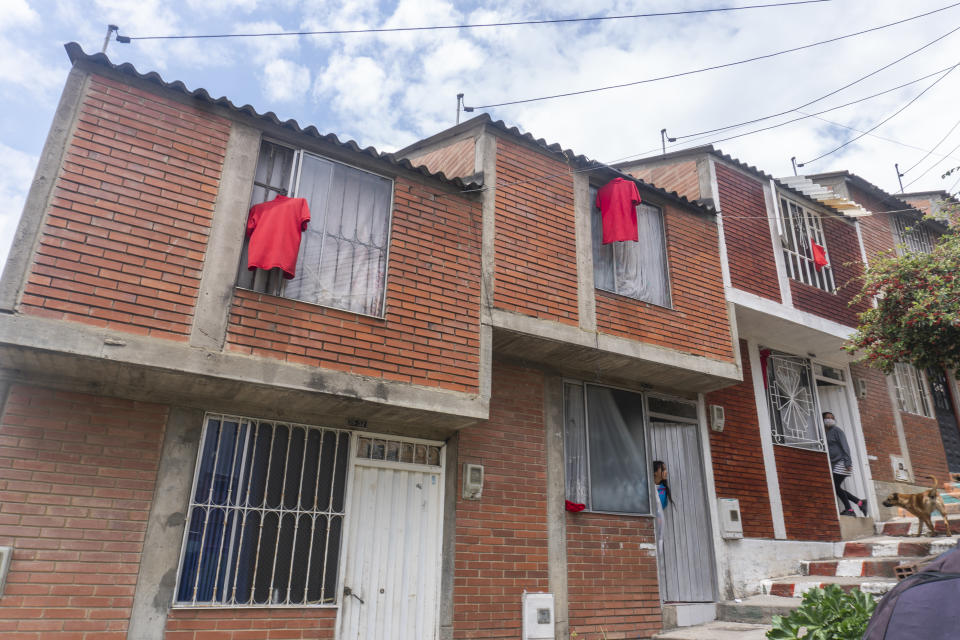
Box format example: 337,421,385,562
832,473,861,511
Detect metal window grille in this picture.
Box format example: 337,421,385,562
892,363,932,417
765,352,825,450
356,436,442,466
779,197,835,293
892,215,936,255
175,415,349,607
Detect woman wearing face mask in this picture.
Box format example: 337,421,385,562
824,412,867,516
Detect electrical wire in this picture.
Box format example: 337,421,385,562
122,0,833,40
674,23,960,140
900,115,960,175
802,113,960,164
902,139,960,190
464,2,960,110
800,64,960,166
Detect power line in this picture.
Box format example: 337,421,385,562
900,115,960,175
674,23,960,140
799,64,960,166
121,1,833,40
802,113,960,164
902,139,960,189
464,2,960,110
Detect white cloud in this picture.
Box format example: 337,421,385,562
0,143,38,271
0,0,39,31
262,58,311,102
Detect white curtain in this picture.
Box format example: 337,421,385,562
585,385,650,514
563,383,588,505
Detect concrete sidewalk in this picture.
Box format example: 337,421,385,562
653,621,771,639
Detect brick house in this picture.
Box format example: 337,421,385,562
0,43,746,640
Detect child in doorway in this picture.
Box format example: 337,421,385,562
653,460,671,554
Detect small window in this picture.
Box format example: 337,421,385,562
778,197,835,293
563,382,650,514
764,350,825,450
590,187,671,307
892,215,936,255
892,363,933,417
237,140,394,317
175,415,349,607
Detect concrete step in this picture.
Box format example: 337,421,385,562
761,574,896,598
838,536,957,558
878,514,960,536
715,595,799,624
653,621,771,640
803,555,920,578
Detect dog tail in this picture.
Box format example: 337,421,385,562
928,476,940,496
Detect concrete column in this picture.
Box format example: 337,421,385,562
439,432,459,640
127,407,204,640
543,375,569,639
746,341,787,539
0,67,89,311
572,173,596,335
477,132,497,324
189,121,261,350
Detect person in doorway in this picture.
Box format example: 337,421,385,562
824,412,868,516
653,460,671,554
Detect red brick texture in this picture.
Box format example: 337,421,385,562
406,136,477,180
788,215,869,328
845,187,897,262
595,200,735,363
901,412,951,483
493,138,579,326
715,163,782,303
0,384,167,639
773,445,841,541
626,161,701,202
165,609,336,640
225,177,483,393
20,73,229,341
704,340,775,538
454,361,549,639
566,513,660,639
849,364,902,483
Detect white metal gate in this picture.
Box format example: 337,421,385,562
337,436,445,640
816,381,869,515
650,421,716,603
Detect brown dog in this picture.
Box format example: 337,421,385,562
882,477,952,537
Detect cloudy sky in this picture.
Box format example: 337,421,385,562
3,0,960,268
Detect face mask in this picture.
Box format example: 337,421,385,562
824,419,836,427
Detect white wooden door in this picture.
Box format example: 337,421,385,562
337,448,444,640
650,421,716,603
817,384,869,513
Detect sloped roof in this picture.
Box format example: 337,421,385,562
778,175,871,218
64,42,482,191
804,170,920,216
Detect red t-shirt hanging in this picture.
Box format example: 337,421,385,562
596,177,642,244
246,195,311,279
810,238,828,272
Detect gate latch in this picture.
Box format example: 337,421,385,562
343,586,364,604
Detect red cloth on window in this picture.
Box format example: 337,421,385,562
565,500,586,512
246,195,311,279
810,238,828,272
596,178,642,244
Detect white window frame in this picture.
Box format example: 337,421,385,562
892,363,933,417
236,139,395,319
892,214,936,255
778,195,835,293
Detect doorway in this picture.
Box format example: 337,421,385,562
926,368,960,474
337,435,445,640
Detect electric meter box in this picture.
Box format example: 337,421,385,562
718,498,743,539
522,591,555,640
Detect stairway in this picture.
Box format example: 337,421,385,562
653,483,960,640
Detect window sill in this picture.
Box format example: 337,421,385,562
787,278,837,296
234,285,388,321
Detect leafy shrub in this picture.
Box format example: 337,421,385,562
766,584,876,640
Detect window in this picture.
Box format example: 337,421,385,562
778,197,835,293
563,383,650,514
237,140,394,317
764,350,824,450
590,187,671,307
892,215,936,255
175,415,349,607
892,363,933,417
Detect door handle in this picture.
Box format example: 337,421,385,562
343,586,364,604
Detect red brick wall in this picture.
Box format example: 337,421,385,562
566,513,660,639
405,136,476,179
20,73,229,341
704,340,775,538
626,161,701,202
165,609,335,639
225,176,482,394
850,364,901,483
595,201,734,363
715,163,782,302
454,361,549,639
788,214,869,327
774,445,841,541
902,412,951,483
0,384,167,639
844,187,897,262
493,138,579,326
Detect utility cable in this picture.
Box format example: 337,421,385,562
121,1,833,40
800,63,959,166
674,23,960,140
463,2,960,110
900,115,960,175
802,113,960,164
902,139,960,190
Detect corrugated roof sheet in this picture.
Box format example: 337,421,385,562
64,42,482,191
778,175,871,218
